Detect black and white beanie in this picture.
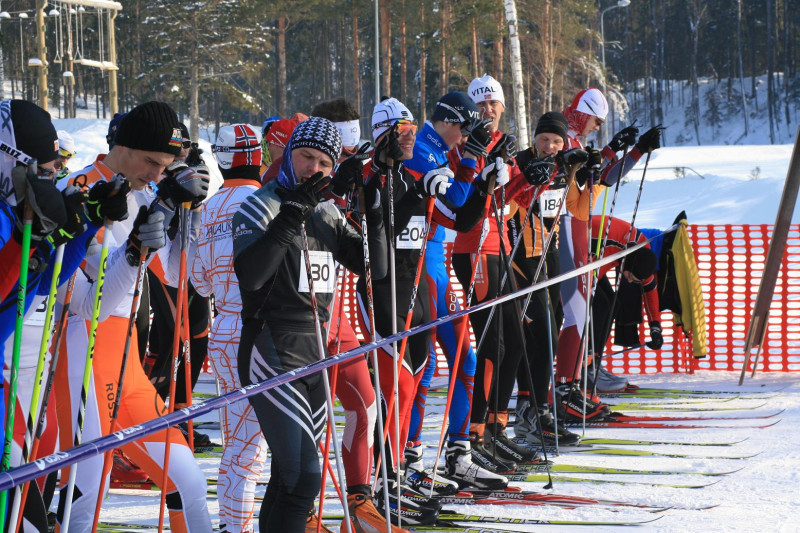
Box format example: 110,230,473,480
290,117,342,165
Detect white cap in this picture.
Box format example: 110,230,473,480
467,74,505,107
57,130,75,156
575,88,608,120
212,124,262,170
371,97,414,141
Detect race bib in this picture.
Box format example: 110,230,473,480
396,215,427,249
539,189,563,217
24,299,48,327
298,250,336,293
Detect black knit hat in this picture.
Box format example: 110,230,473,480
625,245,657,281
106,112,126,148
534,112,569,143
290,116,342,165
431,92,481,124
114,101,182,156
179,122,190,142
10,100,58,164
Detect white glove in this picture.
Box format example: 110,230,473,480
417,167,453,197
480,157,510,188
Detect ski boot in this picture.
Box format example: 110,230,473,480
344,492,409,533
443,440,509,491
403,443,459,497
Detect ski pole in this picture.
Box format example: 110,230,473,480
90,247,148,533
356,180,392,531
590,146,628,397
157,203,191,533
516,180,573,331
0,199,34,528
593,151,653,388
316,267,345,533
538,207,559,452
488,193,553,488
430,176,496,485
299,221,353,533
60,220,115,533
8,243,65,532
181,288,193,451
385,165,402,525
14,270,78,529
472,188,540,356
372,196,434,492
595,145,629,260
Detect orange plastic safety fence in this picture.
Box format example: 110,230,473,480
199,224,800,376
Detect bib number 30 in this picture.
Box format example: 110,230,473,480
299,250,336,293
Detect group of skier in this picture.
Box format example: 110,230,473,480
0,72,667,533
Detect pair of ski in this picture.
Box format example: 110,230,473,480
561,409,782,429
97,515,662,532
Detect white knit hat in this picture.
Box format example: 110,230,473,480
371,97,414,141
57,130,76,157
467,74,505,107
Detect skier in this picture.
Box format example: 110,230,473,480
553,88,662,420
307,97,400,533
508,111,581,446
233,117,386,532
145,122,214,452
190,123,267,533
0,99,109,532
587,215,663,392
449,75,548,470
54,101,213,532
402,88,513,490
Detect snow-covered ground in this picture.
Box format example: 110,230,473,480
44,116,799,531
97,372,799,532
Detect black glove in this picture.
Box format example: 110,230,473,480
48,186,88,247
372,126,404,173
575,167,593,187
608,125,639,152
157,161,211,209
462,118,493,159
556,148,589,168
586,148,602,171
125,204,168,266
636,125,665,154
185,143,204,167
521,156,556,186
11,166,67,245
280,172,332,225
332,143,371,197
646,321,664,350
86,175,131,227
488,133,517,163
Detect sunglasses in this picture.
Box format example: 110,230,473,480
58,148,75,159
36,165,55,178
182,140,192,149
375,119,418,137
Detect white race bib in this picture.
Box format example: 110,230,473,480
298,250,336,293
24,298,48,327
539,189,563,217
396,215,427,250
